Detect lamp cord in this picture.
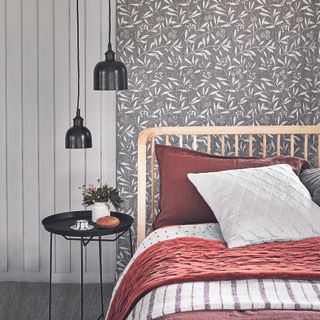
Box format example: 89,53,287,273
108,0,112,49
76,0,80,115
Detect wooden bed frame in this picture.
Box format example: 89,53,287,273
137,125,320,246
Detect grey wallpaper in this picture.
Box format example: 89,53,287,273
116,0,320,273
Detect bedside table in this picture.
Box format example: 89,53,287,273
42,210,134,320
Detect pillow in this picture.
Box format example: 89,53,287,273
188,164,320,248
154,144,310,229
300,169,320,206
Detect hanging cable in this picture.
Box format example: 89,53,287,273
108,0,112,50
76,0,81,115
65,0,92,149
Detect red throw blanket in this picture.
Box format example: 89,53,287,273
108,237,320,320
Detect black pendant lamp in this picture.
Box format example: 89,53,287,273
66,0,92,149
93,0,128,90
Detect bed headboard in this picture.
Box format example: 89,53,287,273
137,125,320,246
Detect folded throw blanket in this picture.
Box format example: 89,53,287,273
107,237,320,320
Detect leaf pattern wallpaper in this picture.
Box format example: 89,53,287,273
116,0,320,273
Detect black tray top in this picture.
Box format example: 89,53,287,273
42,210,134,237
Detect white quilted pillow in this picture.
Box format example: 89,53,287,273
188,164,320,248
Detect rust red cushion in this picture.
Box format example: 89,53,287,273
154,144,310,229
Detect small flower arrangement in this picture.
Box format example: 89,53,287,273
80,180,123,209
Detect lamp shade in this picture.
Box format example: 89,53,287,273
66,0,92,150
65,114,92,149
94,48,128,91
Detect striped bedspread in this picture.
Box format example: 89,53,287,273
126,279,320,319
106,223,320,320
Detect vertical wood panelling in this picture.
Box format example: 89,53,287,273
22,0,40,272
0,0,117,282
101,91,117,276
69,0,85,277
6,0,23,272
53,0,71,274
100,0,117,275
0,0,8,272
85,0,103,274
38,0,55,274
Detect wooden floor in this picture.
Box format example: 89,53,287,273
0,282,114,320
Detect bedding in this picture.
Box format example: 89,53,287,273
129,281,320,320
157,310,320,320
188,164,320,248
155,144,310,229
300,169,320,207
107,224,320,320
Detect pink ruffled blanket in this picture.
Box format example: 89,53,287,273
108,237,320,320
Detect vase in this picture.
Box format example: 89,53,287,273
91,202,110,223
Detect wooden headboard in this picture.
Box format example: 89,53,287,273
137,125,320,246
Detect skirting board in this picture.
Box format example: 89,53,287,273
0,271,116,284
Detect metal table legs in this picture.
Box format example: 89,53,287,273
80,238,104,320
48,229,133,320
98,237,105,319
80,237,84,320
49,233,52,320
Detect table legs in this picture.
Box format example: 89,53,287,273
98,236,104,319
80,237,84,320
49,233,53,320
81,237,104,320
48,228,133,320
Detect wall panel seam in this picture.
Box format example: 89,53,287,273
4,0,8,273
36,0,40,273
52,0,57,274
68,0,72,273
84,0,88,274
99,0,102,183
20,0,25,273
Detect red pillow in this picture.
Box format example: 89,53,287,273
154,144,310,229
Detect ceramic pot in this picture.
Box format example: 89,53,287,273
91,202,110,222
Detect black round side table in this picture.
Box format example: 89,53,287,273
42,210,134,320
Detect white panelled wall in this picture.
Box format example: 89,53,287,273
0,0,117,283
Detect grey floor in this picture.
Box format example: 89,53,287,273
0,282,114,320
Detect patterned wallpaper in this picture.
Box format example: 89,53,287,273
116,0,320,273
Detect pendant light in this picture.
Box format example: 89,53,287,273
93,0,128,90
65,0,92,149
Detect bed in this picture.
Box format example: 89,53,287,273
107,125,320,320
